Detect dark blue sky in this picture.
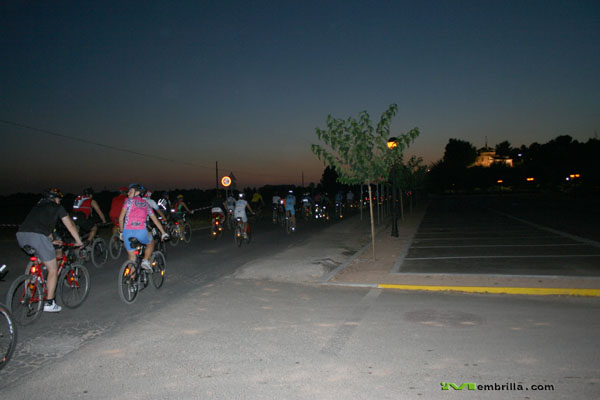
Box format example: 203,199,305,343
1,0,599,194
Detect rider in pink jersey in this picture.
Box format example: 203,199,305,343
119,184,169,270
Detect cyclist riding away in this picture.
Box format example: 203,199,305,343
72,187,107,243
143,190,168,222
211,194,226,225
119,184,169,270
285,190,296,231
173,194,192,225
16,188,84,312
234,192,254,238
109,187,128,235
157,191,172,221
272,192,281,223
250,190,265,215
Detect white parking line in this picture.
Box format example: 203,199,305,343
405,255,600,260
412,244,587,249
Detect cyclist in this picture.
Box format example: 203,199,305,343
211,194,226,225
119,184,169,270
16,188,84,312
157,191,172,221
234,192,254,238
301,192,312,219
346,190,355,208
335,191,344,218
109,187,128,235
250,190,265,215
271,192,281,223
225,192,236,226
143,190,168,222
285,190,296,231
72,187,107,243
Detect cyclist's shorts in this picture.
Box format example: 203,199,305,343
16,232,55,262
234,210,248,222
285,205,295,215
122,229,152,251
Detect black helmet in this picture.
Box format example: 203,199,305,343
83,187,94,195
43,188,64,200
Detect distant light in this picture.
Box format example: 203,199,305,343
497,179,503,183
518,153,523,157
387,137,398,149
526,177,535,182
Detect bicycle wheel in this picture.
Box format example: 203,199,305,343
169,225,180,247
91,238,108,268
6,275,44,326
158,239,168,259
0,304,17,371
57,263,90,308
118,261,139,304
109,233,122,259
183,223,192,243
234,224,243,247
245,225,252,244
150,251,166,289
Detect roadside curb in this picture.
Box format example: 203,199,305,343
376,284,600,297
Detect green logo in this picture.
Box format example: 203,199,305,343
441,382,476,391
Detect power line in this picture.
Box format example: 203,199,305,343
0,119,212,169
1,118,320,182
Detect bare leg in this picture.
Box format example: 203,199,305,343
43,258,59,300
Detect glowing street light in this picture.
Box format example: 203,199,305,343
387,137,400,237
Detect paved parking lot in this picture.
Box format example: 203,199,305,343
394,197,600,277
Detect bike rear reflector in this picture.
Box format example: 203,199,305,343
30,266,37,274
134,250,139,256
124,267,130,276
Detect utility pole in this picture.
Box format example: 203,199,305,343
215,161,219,191
302,171,304,187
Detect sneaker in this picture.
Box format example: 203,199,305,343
44,300,62,313
141,259,152,270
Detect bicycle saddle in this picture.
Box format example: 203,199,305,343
22,245,37,256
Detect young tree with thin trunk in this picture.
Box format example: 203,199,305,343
311,104,419,260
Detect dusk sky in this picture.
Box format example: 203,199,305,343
1,0,599,195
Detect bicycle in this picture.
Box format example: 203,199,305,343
234,217,251,247
149,222,168,258
73,235,108,268
6,243,90,326
108,224,124,259
0,302,17,371
118,238,166,304
211,213,225,240
169,212,192,247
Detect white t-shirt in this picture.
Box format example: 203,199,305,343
234,199,248,221
272,195,281,205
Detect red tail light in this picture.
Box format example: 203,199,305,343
30,256,37,262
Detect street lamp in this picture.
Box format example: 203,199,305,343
387,137,399,237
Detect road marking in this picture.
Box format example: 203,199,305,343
404,255,600,260
411,244,586,249
377,284,600,297
490,209,600,248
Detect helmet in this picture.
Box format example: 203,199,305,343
177,194,184,199
288,189,294,194
83,187,94,195
128,183,144,192
144,190,153,198
119,187,128,193
238,192,245,199
43,188,64,201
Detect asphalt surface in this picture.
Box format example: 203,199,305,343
1,195,599,399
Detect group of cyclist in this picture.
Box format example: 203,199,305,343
14,184,197,313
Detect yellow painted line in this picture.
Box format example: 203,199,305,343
377,284,600,297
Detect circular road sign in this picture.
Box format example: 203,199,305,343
221,176,232,187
